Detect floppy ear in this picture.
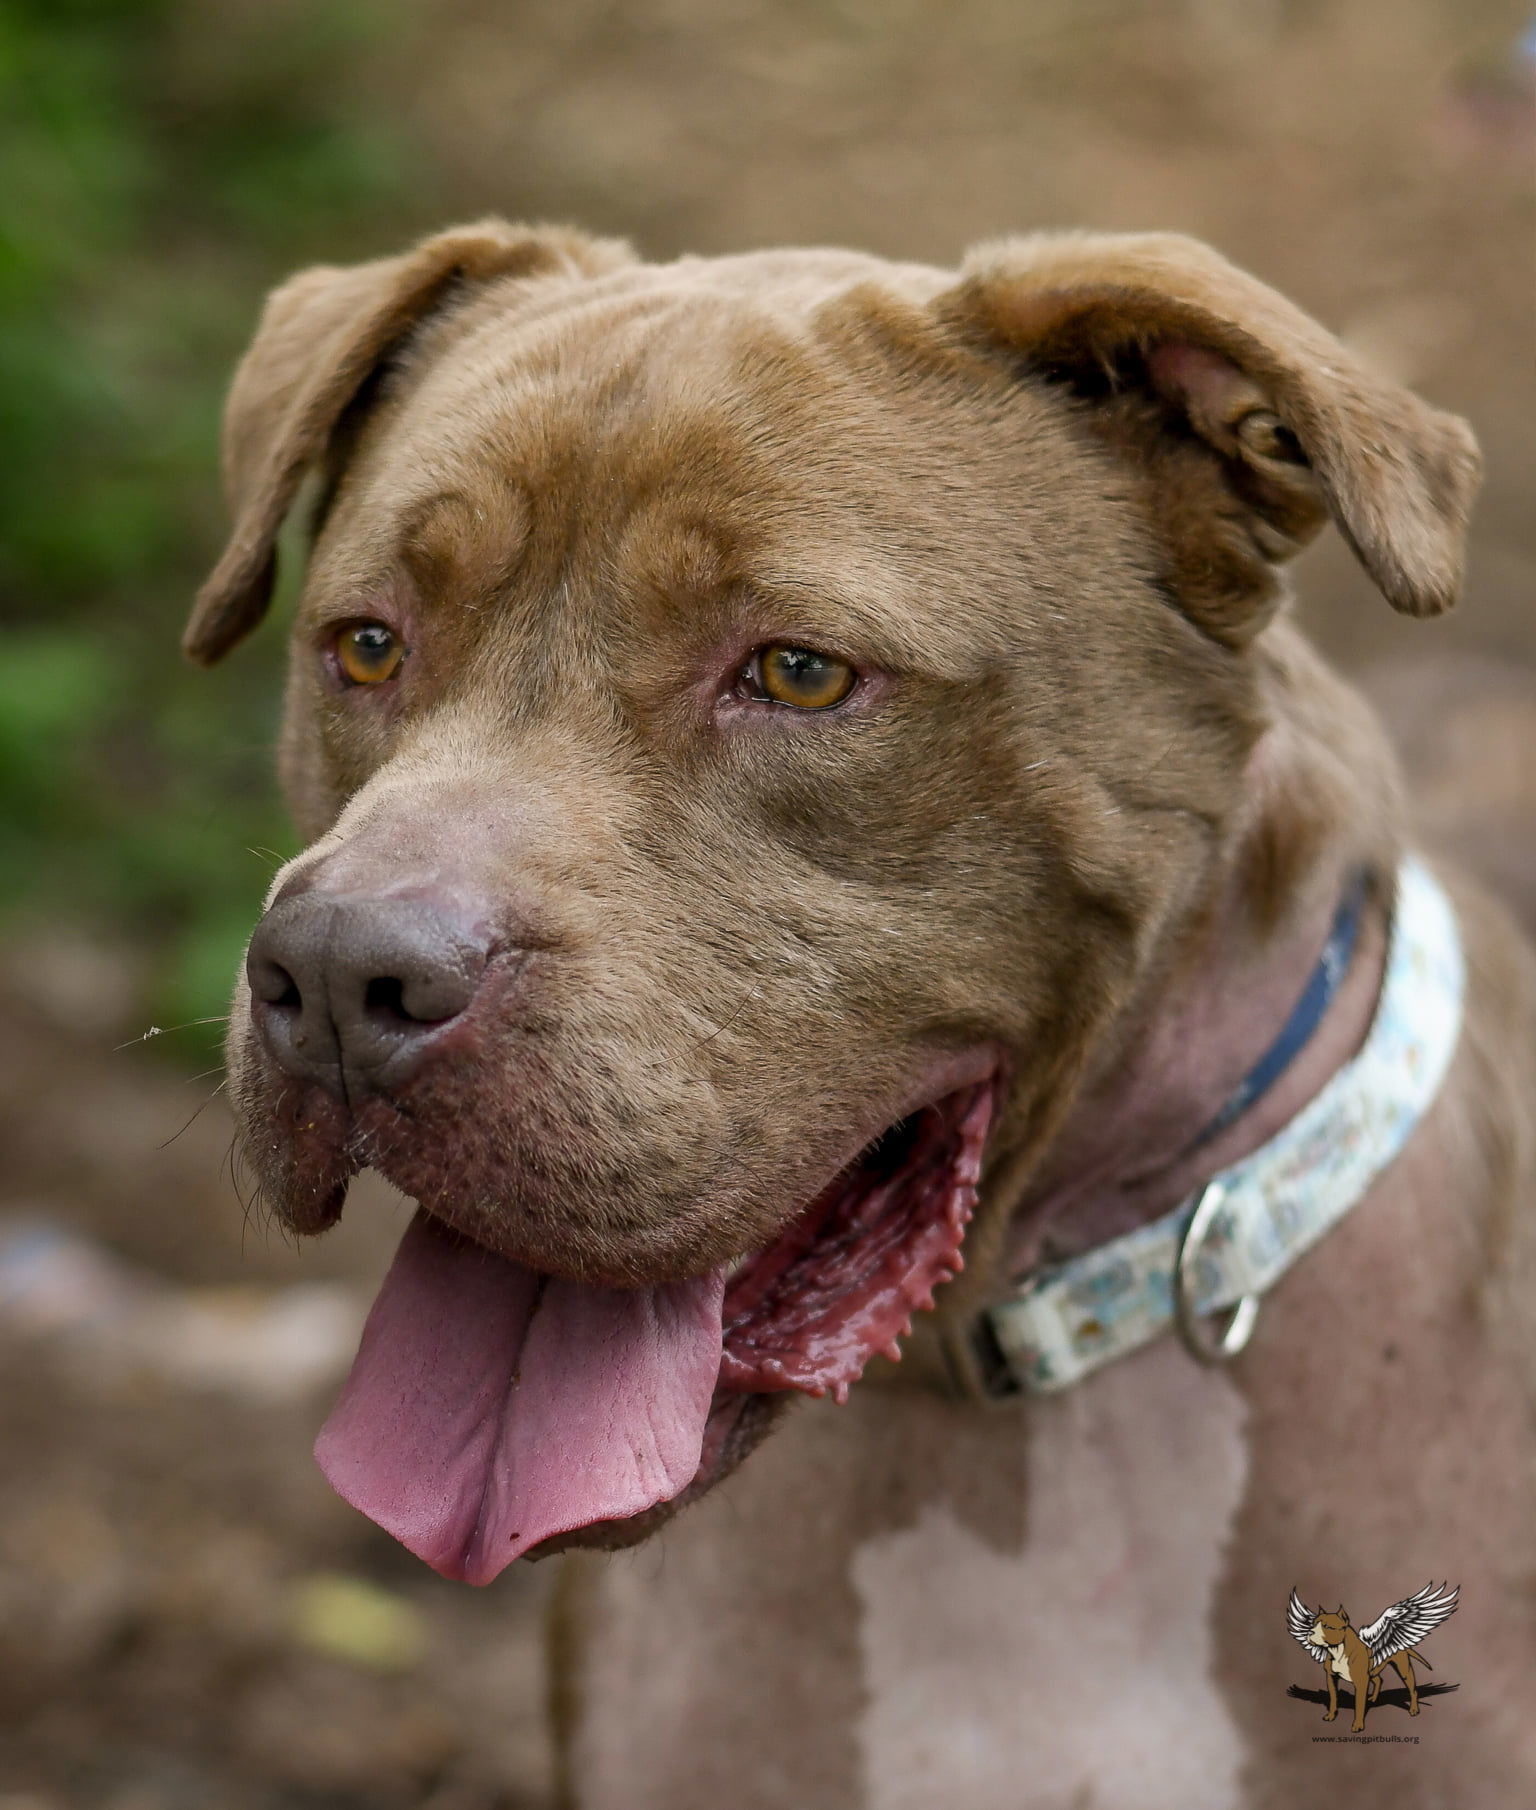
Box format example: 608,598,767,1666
938,232,1480,643
183,219,632,665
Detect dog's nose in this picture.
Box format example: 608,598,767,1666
246,892,490,1096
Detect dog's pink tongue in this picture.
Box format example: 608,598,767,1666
315,1209,725,1585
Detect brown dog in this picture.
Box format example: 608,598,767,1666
187,225,1536,1807
1290,1589,1450,1734
1313,1610,1378,1733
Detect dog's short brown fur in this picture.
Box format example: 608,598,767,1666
190,224,1536,1807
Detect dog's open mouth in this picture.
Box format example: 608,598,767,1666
314,1077,996,1584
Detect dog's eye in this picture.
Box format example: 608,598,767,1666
334,622,406,685
749,645,856,710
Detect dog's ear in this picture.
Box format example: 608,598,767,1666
938,233,1480,644
183,220,632,665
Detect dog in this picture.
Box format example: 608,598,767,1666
1288,1585,1457,1733
186,223,1536,1808
1310,1609,1383,1734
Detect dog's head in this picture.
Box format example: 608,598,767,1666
1312,1610,1353,1650
188,223,1476,1582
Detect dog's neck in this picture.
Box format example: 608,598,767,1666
1005,741,1393,1280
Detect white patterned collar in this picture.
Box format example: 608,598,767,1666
976,856,1464,1395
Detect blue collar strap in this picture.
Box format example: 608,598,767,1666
977,856,1464,1395
1190,874,1365,1151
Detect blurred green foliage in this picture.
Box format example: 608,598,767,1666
0,0,434,1051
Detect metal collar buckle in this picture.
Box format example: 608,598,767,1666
1172,1180,1260,1366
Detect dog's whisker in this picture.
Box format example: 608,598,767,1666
692,983,763,1052
115,1015,231,1051
158,1077,229,1149
228,1136,276,1256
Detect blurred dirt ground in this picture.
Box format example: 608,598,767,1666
1,0,1531,1804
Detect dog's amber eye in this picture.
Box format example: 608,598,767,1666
334,622,405,685
754,645,856,710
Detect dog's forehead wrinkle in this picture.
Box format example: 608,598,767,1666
387,293,1071,596
393,479,534,604
419,282,834,448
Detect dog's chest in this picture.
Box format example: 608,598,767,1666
849,1344,1250,1810
567,1340,1253,1810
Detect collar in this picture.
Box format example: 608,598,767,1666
1185,872,1364,1153
969,855,1464,1396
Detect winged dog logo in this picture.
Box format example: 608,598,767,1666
1287,1583,1459,1733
